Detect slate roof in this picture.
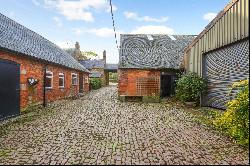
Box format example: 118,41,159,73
0,13,89,72
105,63,118,70
119,34,196,69
89,71,102,78
79,59,105,69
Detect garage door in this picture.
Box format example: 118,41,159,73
0,59,20,120
202,39,249,109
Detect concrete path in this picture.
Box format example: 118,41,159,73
0,86,248,165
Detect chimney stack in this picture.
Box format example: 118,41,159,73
103,50,106,64
74,41,81,60
75,42,80,50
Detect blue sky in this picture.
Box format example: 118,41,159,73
0,0,229,63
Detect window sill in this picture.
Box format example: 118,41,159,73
45,87,53,90
59,86,65,89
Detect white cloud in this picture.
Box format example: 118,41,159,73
55,40,74,49
72,27,123,38
53,16,63,27
203,13,217,22
87,28,117,37
43,0,117,22
72,28,84,35
124,11,168,23
32,0,40,6
130,25,174,35
105,4,117,13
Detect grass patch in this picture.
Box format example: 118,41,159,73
21,104,43,114
181,106,249,149
0,149,12,157
188,107,222,126
0,103,59,137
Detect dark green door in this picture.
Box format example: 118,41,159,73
0,59,20,120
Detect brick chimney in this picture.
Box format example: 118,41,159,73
75,42,80,50
103,50,106,64
74,41,81,60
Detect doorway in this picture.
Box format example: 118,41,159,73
0,59,20,120
79,74,84,93
160,74,177,98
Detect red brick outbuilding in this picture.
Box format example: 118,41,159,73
0,13,90,120
118,34,195,102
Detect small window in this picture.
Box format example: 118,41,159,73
59,73,65,88
45,71,53,89
72,73,78,85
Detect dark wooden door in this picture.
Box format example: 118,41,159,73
160,74,177,98
160,75,172,98
79,74,84,93
0,59,20,120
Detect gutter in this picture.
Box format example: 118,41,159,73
43,65,48,107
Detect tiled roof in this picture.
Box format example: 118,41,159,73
0,13,89,72
105,63,118,70
119,34,196,69
90,71,102,78
79,59,105,69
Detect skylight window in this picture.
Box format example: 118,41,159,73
147,35,154,41
168,35,176,40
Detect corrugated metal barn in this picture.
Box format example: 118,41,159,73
183,0,249,109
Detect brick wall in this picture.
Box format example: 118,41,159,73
118,69,160,96
0,50,89,108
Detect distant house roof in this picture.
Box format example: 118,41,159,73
119,34,196,69
0,13,89,72
89,71,102,78
105,63,118,71
79,59,105,69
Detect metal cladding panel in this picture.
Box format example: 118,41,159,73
202,39,249,109
185,0,249,75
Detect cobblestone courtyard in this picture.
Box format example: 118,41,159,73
0,86,249,165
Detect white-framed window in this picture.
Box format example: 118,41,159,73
59,73,65,88
71,73,78,85
85,77,89,84
45,71,53,89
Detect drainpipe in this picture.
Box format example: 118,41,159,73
43,65,47,107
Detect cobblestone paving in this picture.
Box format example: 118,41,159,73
0,86,249,165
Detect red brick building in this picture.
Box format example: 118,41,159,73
118,34,195,102
0,13,90,120
79,50,118,86
79,51,107,86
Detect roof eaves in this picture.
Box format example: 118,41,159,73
0,46,90,73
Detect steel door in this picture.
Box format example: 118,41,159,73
0,59,20,120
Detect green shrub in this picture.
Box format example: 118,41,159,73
213,79,249,146
90,78,102,90
175,72,207,103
